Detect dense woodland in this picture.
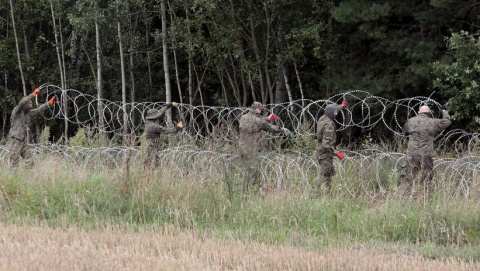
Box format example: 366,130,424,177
0,0,479,142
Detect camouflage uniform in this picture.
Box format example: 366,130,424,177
7,94,50,166
400,109,451,194
316,104,342,189
239,102,285,191
143,104,181,171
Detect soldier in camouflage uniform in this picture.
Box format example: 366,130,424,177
316,103,345,190
143,102,183,172
7,88,56,166
400,105,451,195
239,102,290,195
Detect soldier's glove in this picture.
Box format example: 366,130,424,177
283,128,292,137
335,152,345,160
269,113,278,121
176,121,184,129
171,102,177,107
439,104,447,111
48,95,58,105
32,88,41,97
341,99,347,107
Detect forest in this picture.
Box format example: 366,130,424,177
2,2,480,268
0,0,479,142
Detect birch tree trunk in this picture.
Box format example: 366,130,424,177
168,2,183,105
129,53,136,128
161,0,172,124
9,0,26,96
117,10,128,140
50,2,69,141
263,1,273,104
282,65,293,108
293,62,305,107
96,18,105,139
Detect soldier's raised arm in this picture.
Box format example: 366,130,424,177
11,89,39,119
435,106,451,131
147,122,182,135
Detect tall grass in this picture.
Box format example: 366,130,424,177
0,150,479,262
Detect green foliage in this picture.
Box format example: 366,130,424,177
39,126,50,145
1,153,480,262
287,122,316,152
1,0,480,143
68,127,90,147
433,31,480,130
325,0,478,99
332,1,391,24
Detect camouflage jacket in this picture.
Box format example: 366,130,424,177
239,110,283,153
145,121,180,139
316,114,336,158
403,111,451,156
144,105,179,139
145,105,180,140
8,94,50,142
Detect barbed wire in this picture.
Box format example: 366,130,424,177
2,84,479,199
30,84,479,152
0,144,478,199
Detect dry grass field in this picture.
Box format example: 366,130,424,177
0,223,477,271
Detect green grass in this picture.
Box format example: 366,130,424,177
1,154,479,262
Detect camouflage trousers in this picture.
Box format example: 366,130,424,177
143,138,160,172
399,155,434,196
239,149,263,196
6,137,33,167
317,153,335,189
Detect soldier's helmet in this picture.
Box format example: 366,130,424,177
145,109,163,120
325,103,339,119
418,105,431,114
251,102,265,111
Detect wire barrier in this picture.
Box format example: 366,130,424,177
0,144,478,199
30,84,476,142
1,84,479,199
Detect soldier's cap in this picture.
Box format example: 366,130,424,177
418,105,431,114
145,109,163,120
251,102,265,111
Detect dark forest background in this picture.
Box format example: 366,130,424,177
0,0,479,143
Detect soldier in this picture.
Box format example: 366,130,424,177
316,102,346,191
7,88,57,166
239,102,290,196
400,104,451,196
143,102,183,172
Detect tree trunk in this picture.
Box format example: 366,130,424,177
161,0,172,124
117,8,128,141
147,52,153,101
188,59,193,105
249,13,266,104
50,2,69,141
229,0,249,106
129,53,136,128
263,1,273,104
275,68,288,104
168,1,183,105
293,62,305,107
225,66,241,106
282,66,293,105
9,0,26,96
96,19,105,139
274,21,289,105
